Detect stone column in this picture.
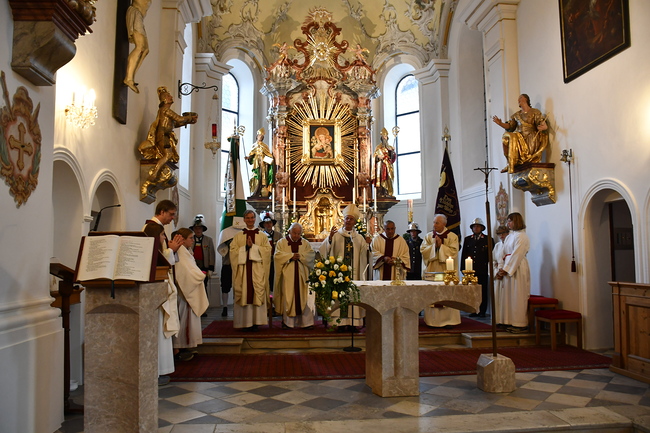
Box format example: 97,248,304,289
83,281,167,433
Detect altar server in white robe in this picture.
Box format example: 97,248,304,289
230,209,272,330
173,228,210,349
371,219,410,280
421,214,461,327
274,223,316,328
495,212,530,333
319,204,370,328
144,200,182,379
492,225,510,326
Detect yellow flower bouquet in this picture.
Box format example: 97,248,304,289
308,255,360,325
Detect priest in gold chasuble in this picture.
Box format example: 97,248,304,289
230,210,272,330
274,223,316,328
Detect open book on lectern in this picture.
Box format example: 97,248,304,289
74,231,169,283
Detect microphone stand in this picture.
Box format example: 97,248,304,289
90,204,121,233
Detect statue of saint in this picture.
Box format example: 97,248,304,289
124,0,151,94
138,86,197,196
492,93,549,173
247,128,275,197
311,126,333,158
373,128,397,197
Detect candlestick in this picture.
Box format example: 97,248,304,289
271,190,275,214
465,257,473,272
352,187,356,204
293,188,296,213
446,256,454,271
212,123,217,139
282,187,286,213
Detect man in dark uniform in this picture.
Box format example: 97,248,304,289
405,222,423,280
460,218,490,317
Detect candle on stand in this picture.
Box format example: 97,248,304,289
373,187,377,212
446,256,454,271
352,187,356,204
282,188,286,213
363,189,367,212
293,188,296,213
465,257,473,272
271,190,275,214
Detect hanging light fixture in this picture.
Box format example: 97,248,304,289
204,90,221,158
65,88,97,129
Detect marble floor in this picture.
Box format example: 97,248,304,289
58,308,650,433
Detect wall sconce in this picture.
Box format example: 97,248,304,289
65,89,97,129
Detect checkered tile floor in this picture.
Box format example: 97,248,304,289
58,308,650,432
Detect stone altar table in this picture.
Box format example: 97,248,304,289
83,280,167,433
356,280,481,397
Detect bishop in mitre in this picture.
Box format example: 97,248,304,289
319,204,370,329
274,223,316,328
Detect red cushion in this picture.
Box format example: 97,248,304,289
535,309,581,320
528,296,559,305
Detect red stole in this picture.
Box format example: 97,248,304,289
286,235,302,315
243,229,259,304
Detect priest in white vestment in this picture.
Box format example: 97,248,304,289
492,225,510,327
274,223,316,328
173,228,210,349
144,199,183,379
230,209,272,330
421,214,461,327
371,219,410,280
319,204,370,328
495,212,530,333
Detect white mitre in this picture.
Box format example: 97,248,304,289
342,203,360,220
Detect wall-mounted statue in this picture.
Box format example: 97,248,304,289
247,128,275,198
373,128,397,197
124,0,151,93
492,93,549,174
138,86,197,202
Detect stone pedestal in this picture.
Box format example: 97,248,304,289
83,281,167,433
357,280,481,397
477,353,516,393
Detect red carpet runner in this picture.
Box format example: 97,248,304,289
170,346,611,382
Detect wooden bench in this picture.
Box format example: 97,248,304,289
528,295,559,330
535,309,582,350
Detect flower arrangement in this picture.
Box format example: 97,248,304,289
308,255,360,325
354,218,367,237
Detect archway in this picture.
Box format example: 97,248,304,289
582,187,635,350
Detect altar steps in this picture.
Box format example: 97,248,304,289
197,329,550,355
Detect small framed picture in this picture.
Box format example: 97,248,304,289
302,120,342,165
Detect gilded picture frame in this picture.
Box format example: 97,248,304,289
559,0,630,83
301,119,342,165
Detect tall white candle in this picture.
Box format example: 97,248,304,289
271,190,275,214
353,187,356,204
293,188,296,213
446,256,454,271
363,189,367,212
465,257,473,272
282,188,286,213
373,187,377,212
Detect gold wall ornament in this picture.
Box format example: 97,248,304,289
297,188,345,239
286,91,357,188
510,163,556,206
0,71,41,207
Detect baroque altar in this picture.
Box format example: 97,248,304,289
249,8,398,238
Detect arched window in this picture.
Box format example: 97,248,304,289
220,73,239,195
394,74,421,198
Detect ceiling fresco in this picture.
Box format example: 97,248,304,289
198,0,458,71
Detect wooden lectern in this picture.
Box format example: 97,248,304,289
76,232,170,433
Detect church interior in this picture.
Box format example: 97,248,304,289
1,0,650,431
